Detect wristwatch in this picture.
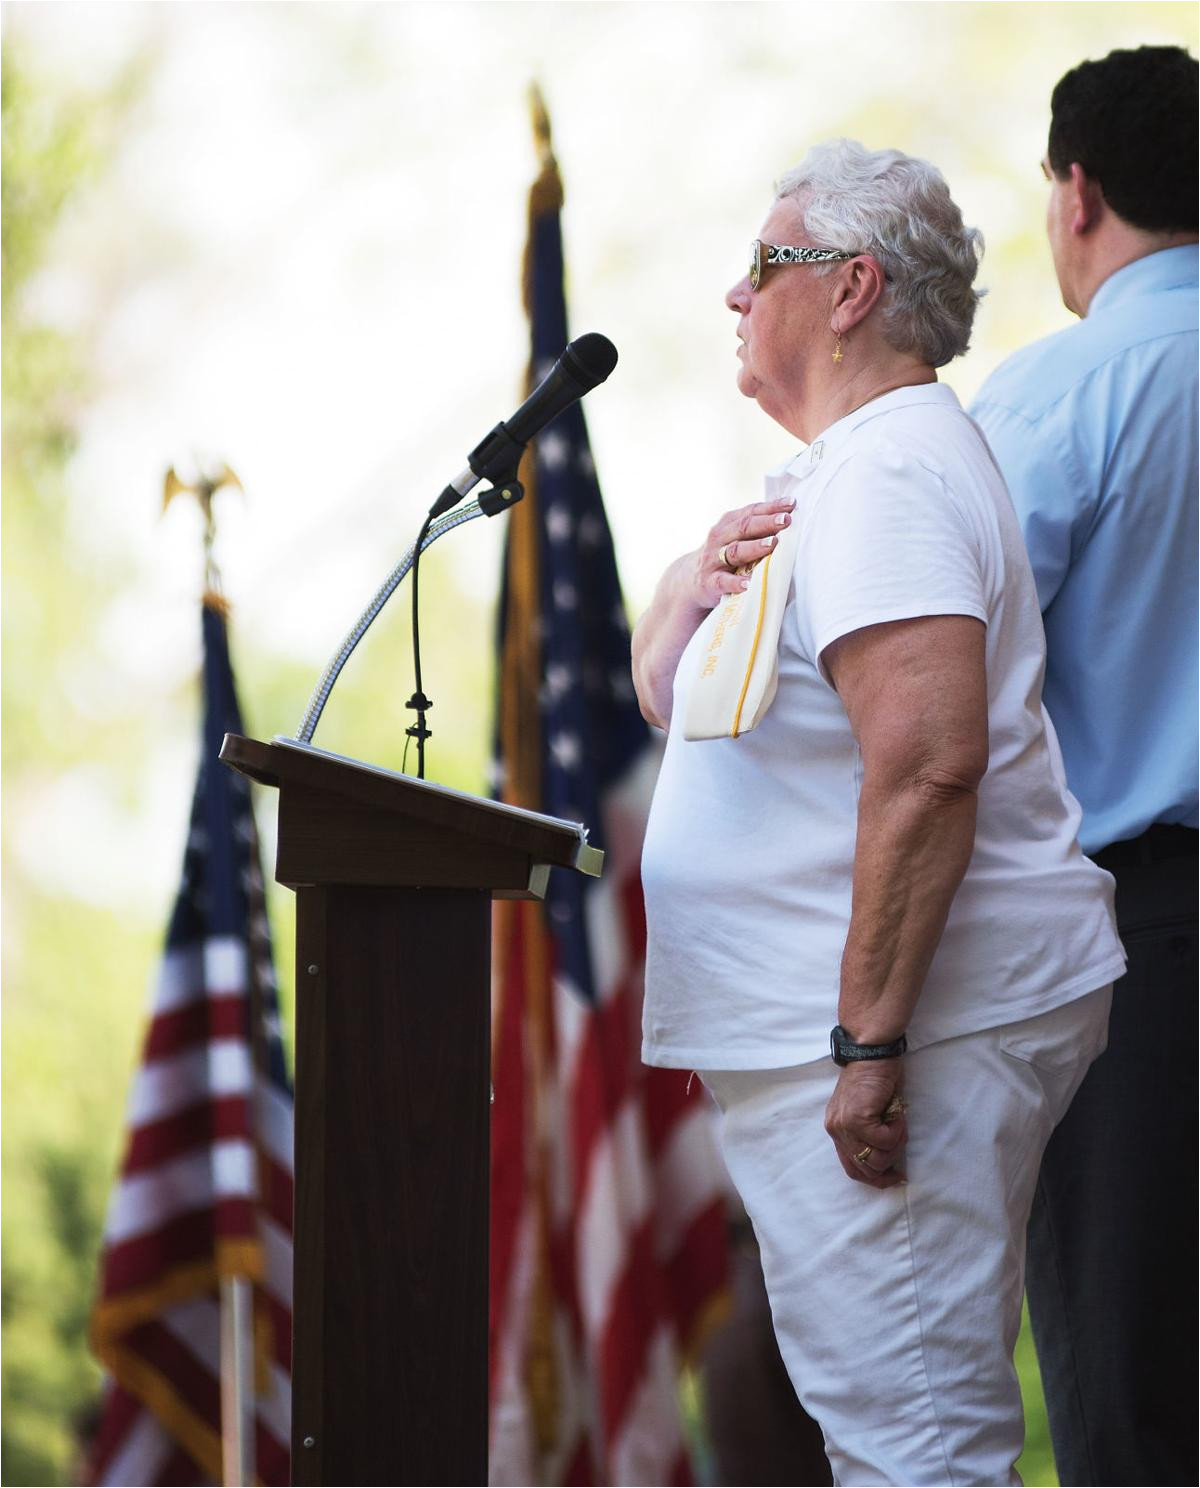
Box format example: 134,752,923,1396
829,1024,908,1067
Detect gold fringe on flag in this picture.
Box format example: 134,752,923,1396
493,80,570,1461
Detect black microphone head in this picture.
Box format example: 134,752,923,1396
562,333,618,391
497,332,620,452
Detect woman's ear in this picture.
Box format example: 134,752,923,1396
832,256,887,332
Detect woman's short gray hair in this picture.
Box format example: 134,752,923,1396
776,140,984,368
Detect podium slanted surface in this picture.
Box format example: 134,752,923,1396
222,733,601,896
220,734,603,1486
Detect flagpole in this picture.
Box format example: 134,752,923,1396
165,463,257,1486
219,1275,255,1485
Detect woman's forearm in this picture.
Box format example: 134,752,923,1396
836,769,980,1042
631,552,710,729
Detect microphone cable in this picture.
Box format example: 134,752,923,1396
405,508,438,778
294,500,487,748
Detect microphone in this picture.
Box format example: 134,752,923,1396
430,332,618,517
504,332,619,444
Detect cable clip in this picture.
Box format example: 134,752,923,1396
477,481,526,517
405,691,433,742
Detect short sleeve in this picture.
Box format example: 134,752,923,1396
970,398,1089,612
795,443,989,681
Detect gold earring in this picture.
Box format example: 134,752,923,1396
832,328,844,364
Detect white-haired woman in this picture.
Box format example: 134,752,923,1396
633,140,1125,1486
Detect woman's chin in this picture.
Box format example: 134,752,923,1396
736,367,761,400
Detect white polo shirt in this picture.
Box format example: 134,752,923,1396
641,383,1125,1071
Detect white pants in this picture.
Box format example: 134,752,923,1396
701,987,1112,1488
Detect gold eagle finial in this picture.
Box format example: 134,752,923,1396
162,462,244,614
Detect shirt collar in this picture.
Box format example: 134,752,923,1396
1088,244,1199,317
777,380,961,476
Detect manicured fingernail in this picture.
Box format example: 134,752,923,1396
739,577,750,590
775,513,789,525
762,534,776,548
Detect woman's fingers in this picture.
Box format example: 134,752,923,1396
835,1124,907,1187
825,1063,908,1188
697,497,794,605
720,498,795,545
833,1121,907,1187
846,1156,905,1189
718,532,781,572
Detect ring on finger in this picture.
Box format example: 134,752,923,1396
854,1145,873,1165
718,542,735,570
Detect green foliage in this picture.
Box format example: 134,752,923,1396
2,894,159,1485
1,39,158,1487
1016,1301,1059,1487
2,39,152,780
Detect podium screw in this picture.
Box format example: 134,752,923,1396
307,964,319,975
302,1436,316,1449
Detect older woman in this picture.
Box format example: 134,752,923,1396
633,140,1125,1487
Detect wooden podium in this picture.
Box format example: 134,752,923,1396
220,734,603,1486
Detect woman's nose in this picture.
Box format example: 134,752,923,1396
726,276,752,312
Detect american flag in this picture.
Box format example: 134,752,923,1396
488,101,729,1486
85,602,293,1486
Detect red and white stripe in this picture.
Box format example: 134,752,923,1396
87,920,293,1484
490,752,728,1485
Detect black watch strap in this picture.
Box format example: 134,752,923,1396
830,1024,908,1067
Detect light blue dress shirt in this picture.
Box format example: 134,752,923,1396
971,245,1198,854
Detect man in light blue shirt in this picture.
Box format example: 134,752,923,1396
972,46,1197,1488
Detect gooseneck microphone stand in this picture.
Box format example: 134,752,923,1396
294,477,523,768
293,332,617,772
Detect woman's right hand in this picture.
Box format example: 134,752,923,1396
632,493,795,729
690,495,796,608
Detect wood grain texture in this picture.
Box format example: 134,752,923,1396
302,886,491,1484
292,888,328,1485
218,737,589,1485
277,786,539,893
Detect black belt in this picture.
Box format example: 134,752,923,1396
1089,823,1198,874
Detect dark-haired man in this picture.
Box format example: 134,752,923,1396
971,45,1198,1488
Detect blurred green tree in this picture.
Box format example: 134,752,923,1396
1,39,158,1486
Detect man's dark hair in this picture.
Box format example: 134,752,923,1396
1049,46,1198,233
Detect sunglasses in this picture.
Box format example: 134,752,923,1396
749,239,856,291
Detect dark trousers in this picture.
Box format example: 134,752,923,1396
699,1215,832,1486
1026,825,1198,1488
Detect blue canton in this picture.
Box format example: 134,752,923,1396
495,201,648,1005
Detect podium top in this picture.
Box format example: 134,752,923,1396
220,733,603,878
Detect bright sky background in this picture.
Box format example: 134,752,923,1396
6,0,1197,906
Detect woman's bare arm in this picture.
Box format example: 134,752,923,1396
820,613,989,1188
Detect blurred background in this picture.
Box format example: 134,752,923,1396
3,3,1196,1483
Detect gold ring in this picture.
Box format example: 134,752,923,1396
854,1146,873,1165
718,543,735,570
